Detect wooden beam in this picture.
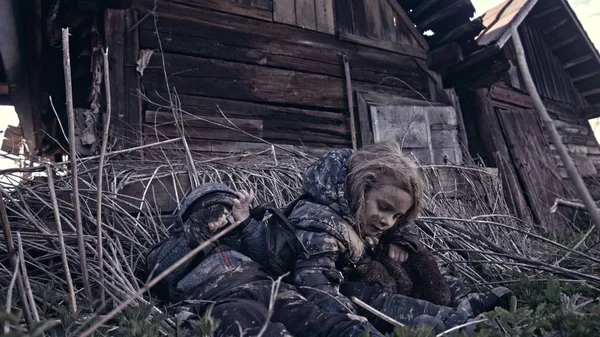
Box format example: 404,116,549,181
434,16,483,47
427,43,463,71
542,17,570,35
384,0,429,50
582,87,600,97
583,105,600,119
550,35,580,51
418,1,471,33
563,54,593,69
530,5,562,21
338,32,427,59
572,70,600,82
412,0,443,21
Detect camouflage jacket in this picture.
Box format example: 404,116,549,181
145,186,272,304
289,149,422,314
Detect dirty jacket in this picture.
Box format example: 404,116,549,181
289,149,421,314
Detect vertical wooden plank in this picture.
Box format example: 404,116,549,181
124,9,142,147
315,0,335,34
105,9,127,149
356,92,373,146
379,0,397,42
251,0,272,10
364,0,382,39
274,0,296,24
350,0,368,36
335,0,353,34
296,0,317,30
472,89,533,222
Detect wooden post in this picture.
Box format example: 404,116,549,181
511,26,600,234
343,55,358,150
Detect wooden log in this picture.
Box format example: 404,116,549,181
144,53,346,109
145,92,346,123
139,22,427,90
338,32,427,59
427,43,463,71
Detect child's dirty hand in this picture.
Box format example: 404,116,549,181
231,189,255,225
388,243,409,263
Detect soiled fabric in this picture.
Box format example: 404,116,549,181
144,183,384,337
287,149,511,333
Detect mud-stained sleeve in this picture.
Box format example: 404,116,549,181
294,228,357,314
381,221,423,252
238,218,270,268
144,233,195,301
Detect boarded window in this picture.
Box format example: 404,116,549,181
369,105,462,165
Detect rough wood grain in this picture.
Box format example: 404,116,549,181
315,0,335,34
296,0,317,30
496,108,569,230
274,0,296,25
144,53,346,109
364,0,383,40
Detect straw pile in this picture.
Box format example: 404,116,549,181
0,145,599,334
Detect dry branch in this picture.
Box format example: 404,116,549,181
62,27,92,301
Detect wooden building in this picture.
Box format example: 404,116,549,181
0,0,484,165
446,0,600,229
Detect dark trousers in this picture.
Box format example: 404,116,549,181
183,280,381,337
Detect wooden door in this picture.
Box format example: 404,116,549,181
496,108,571,229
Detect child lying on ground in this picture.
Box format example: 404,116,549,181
144,183,384,337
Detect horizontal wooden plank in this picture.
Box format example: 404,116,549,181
144,124,261,141
145,111,264,134
144,53,346,109
137,0,273,21
339,32,427,59
145,92,346,123
139,20,427,91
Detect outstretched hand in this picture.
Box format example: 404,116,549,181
207,189,255,233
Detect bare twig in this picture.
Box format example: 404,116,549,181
17,232,39,322
63,27,92,301
4,255,20,333
436,318,488,337
46,165,77,313
256,274,287,337
95,47,113,307
351,297,405,328
79,220,243,337
0,191,33,327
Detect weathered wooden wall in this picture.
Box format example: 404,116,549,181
126,0,437,156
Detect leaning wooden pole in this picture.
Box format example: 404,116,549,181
511,26,600,234
62,28,93,300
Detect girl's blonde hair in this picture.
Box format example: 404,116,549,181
347,141,425,235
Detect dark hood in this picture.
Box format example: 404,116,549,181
302,149,354,218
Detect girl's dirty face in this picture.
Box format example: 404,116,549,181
362,185,413,237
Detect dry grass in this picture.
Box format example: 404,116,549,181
0,145,599,334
